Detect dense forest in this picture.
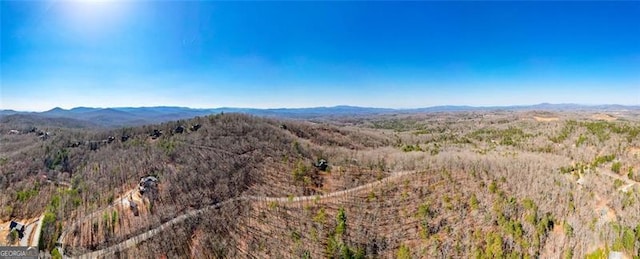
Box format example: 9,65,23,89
1,110,639,258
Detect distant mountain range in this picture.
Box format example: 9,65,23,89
1,103,638,128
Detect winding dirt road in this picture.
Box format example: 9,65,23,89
30,214,44,247
68,170,417,258
58,189,135,256
601,170,638,192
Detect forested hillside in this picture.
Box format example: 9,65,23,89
1,111,639,258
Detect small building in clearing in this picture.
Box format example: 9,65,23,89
8,221,25,239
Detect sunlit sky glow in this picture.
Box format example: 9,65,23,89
1,1,639,111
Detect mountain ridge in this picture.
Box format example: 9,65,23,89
1,103,638,128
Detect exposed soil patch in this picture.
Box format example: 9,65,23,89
592,113,616,121
540,223,567,257
628,146,640,157
0,220,11,245
533,116,559,122
593,194,617,225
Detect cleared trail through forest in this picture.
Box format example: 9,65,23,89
69,170,417,258
601,170,639,191
245,170,416,204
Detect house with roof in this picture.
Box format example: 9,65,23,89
139,176,158,194
8,221,25,239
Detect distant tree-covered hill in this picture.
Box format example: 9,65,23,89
1,103,638,128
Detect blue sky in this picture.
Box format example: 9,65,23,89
1,1,639,111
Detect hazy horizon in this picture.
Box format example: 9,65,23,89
2,1,639,111
3,102,639,114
